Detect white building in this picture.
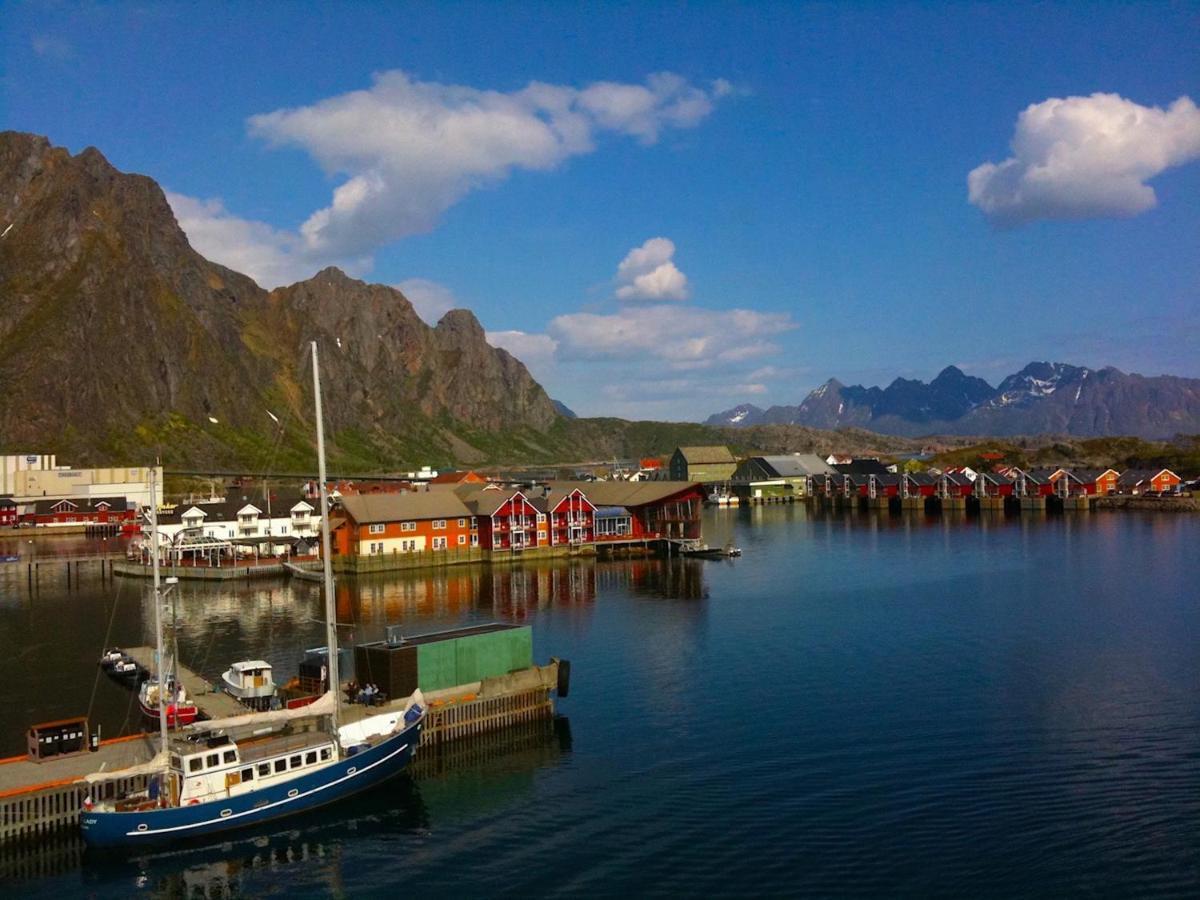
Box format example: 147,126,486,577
1,453,162,508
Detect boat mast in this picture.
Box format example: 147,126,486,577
311,341,340,730
148,467,170,753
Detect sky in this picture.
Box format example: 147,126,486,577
3,1,1199,421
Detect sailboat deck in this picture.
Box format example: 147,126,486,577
235,730,333,765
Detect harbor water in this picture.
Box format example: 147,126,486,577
0,506,1197,896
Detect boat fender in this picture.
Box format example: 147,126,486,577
555,658,571,698
189,799,199,805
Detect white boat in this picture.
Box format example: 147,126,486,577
222,660,277,703
80,341,426,849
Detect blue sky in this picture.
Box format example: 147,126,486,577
3,1,1198,420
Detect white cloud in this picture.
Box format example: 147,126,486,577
166,192,369,288
614,237,689,301
485,330,560,382
395,278,458,325
968,93,1200,225
243,70,729,261
549,305,793,367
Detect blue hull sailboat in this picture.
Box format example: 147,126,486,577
80,341,425,849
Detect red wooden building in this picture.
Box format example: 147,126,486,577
938,472,975,498
975,472,1015,498
549,481,705,542
901,473,938,498
23,497,136,527
458,487,545,550
533,487,596,546
1070,469,1119,495
0,497,17,527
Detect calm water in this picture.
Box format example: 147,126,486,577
1,507,1197,897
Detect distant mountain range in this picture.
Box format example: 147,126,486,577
706,363,1200,439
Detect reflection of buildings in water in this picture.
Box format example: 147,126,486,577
342,562,598,623
596,557,708,601
137,580,318,641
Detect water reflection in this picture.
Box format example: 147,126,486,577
67,718,571,898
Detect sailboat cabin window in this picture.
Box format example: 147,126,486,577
241,768,254,782
305,751,318,765
206,754,219,768
189,758,203,773
290,755,302,768
258,763,270,777
274,759,287,774
320,748,332,761
223,750,237,764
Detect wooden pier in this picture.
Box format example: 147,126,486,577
122,647,248,719
0,660,560,846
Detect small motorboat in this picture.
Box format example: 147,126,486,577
99,648,143,681
683,543,743,559
221,660,277,710
138,677,198,727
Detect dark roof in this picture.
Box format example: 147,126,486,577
941,472,974,486
158,491,311,525
905,472,938,486
33,496,129,515
1069,468,1116,482
833,459,890,476
980,472,1014,485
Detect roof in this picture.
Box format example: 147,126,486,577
547,480,704,507
905,472,938,485
228,660,272,672
833,459,889,476
340,491,472,524
1117,469,1156,485
751,455,836,478
1070,468,1117,482
674,446,735,464
158,491,309,526
429,470,487,485
33,496,129,515
455,486,531,516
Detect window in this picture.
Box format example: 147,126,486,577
290,755,302,769
206,753,219,768
305,751,318,765
433,519,446,529
536,513,546,523
223,749,237,764
471,534,479,547
241,768,254,782
458,518,466,527
274,759,287,774
189,758,203,773
320,748,332,761
401,521,416,532
369,523,385,534
258,763,270,777
433,536,447,550
458,534,466,545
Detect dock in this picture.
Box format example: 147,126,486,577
0,659,560,845
122,647,248,719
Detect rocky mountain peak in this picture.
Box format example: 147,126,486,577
0,132,562,465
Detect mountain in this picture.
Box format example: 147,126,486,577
551,399,578,419
708,363,1200,439
0,132,559,468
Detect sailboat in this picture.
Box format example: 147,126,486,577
80,341,426,848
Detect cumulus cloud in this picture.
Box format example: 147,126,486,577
968,93,1200,225
242,70,729,261
485,330,560,383
614,237,689,301
395,278,458,325
549,305,793,367
166,192,371,288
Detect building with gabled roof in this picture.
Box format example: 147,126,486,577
1117,469,1181,495
668,446,736,483
335,491,476,556
732,454,836,499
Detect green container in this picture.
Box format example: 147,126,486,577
409,624,533,693
416,640,459,692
